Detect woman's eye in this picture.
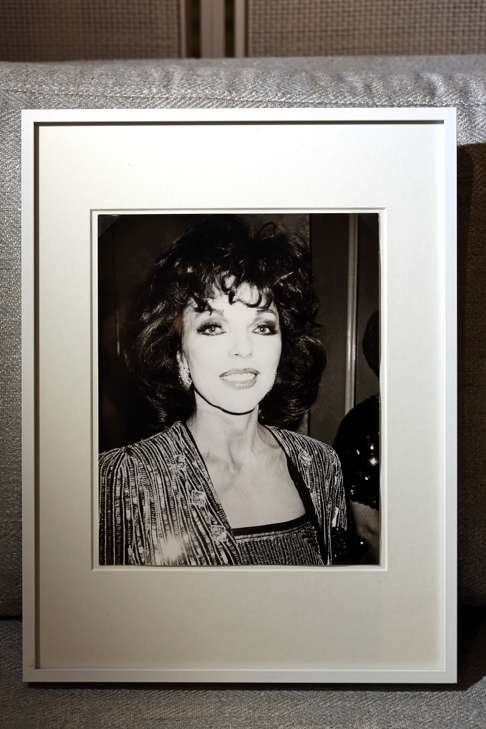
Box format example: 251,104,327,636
197,323,223,336
254,322,277,335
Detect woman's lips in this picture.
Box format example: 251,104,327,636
219,368,259,389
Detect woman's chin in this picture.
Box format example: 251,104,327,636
207,397,259,417
193,385,265,417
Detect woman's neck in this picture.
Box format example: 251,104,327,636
186,401,271,468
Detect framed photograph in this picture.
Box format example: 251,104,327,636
22,108,457,683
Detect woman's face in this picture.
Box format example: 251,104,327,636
179,284,282,415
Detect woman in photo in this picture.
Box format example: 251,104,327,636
99,216,347,566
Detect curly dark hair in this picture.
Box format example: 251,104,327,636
130,215,326,430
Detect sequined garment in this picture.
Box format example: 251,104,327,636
233,515,324,566
333,394,380,510
99,421,347,566
333,394,380,564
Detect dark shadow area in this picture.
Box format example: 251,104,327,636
457,145,486,607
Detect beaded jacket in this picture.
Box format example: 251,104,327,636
99,420,347,566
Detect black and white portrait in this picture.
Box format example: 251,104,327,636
98,213,380,567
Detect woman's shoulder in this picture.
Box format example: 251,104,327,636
267,425,340,467
99,421,185,468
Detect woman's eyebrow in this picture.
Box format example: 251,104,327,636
192,305,276,316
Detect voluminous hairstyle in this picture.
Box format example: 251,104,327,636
131,215,326,430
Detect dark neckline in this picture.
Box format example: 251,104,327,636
232,512,311,536
177,420,308,529
175,420,328,563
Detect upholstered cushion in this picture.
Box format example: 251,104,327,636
245,0,486,56
1,55,485,615
0,0,184,61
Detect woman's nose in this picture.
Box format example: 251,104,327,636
229,330,252,357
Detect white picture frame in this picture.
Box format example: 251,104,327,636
22,108,457,683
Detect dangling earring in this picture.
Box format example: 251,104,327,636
177,355,192,390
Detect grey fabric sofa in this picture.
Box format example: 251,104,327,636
1,55,486,727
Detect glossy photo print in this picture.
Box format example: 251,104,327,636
97,213,380,567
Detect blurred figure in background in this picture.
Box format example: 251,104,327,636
333,311,380,564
